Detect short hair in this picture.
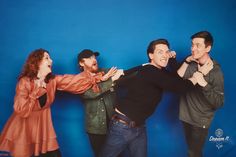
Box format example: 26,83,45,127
77,49,99,72
146,39,170,62
191,31,213,47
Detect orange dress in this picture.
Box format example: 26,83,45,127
0,71,103,157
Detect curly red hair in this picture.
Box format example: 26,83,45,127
18,49,53,81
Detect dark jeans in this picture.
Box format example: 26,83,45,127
88,133,107,157
182,121,208,157
100,114,147,157
33,149,62,157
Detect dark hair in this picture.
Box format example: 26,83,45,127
77,49,99,72
191,31,213,47
18,48,55,83
147,39,170,62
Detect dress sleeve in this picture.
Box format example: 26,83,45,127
55,72,103,94
13,78,40,118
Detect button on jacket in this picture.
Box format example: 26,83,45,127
80,69,116,134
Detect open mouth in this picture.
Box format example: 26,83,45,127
160,59,167,62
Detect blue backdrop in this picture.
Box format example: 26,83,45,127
0,0,236,156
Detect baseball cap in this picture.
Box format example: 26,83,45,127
77,49,99,62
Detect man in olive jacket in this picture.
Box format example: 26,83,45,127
78,49,140,157
77,49,119,157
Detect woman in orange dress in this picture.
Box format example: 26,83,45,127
0,48,116,157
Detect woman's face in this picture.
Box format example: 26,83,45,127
38,52,53,78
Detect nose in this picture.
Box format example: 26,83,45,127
191,45,196,51
92,57,97,63
49,58,53,64
164,51,169,58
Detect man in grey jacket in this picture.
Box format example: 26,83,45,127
177,31,224,157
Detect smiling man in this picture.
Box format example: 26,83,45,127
178,31,224,157
100,39,197,157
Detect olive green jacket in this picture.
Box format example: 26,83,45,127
80,70,115,134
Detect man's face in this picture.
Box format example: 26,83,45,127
79,55,98,73
191,38,211,60
149,44,169,68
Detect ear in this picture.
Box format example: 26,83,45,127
148,53,154,61
79,61,84,67
206,45,212,53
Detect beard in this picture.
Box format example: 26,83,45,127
82,61,99,73
89,65,99,73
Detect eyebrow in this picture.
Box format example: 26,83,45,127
156,49,169,52
156,49,166,51
192,42,202,45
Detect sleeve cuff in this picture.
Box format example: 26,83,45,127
202,83,212,91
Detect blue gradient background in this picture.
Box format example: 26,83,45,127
0,0,235,156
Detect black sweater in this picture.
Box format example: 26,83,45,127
116,64,194,125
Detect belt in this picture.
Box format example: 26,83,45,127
112,113,138,128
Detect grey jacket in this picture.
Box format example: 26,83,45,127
179,60,224,128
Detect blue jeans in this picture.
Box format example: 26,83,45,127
100,115,147,157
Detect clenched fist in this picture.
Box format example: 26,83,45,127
193,71,208,87
198,59,213,76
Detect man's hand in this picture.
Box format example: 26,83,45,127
185,55,198,64
112,69,124,81
188,76,197,85
193,71,208,87
101,67,117,81
167,51,176,58
198,59,213,75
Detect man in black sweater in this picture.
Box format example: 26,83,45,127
100,39,206,157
